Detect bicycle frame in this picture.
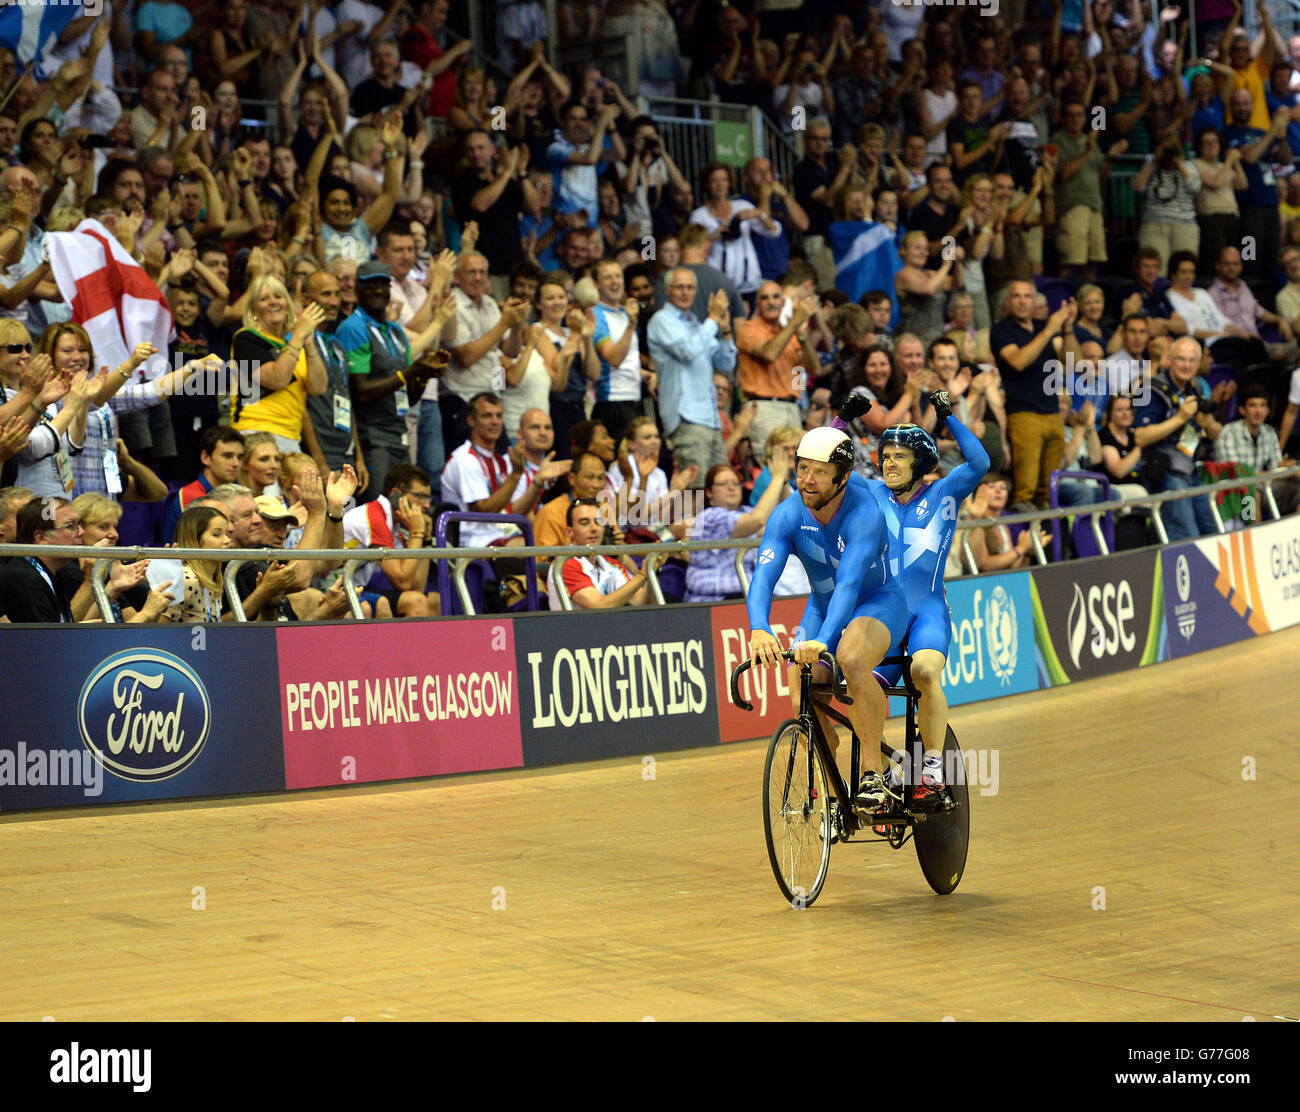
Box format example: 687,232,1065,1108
792,653,923,841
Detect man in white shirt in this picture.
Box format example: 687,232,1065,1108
516,407,572,503
129,67,181,150
440,392,549,548
438,251,528,455
590,258,645,445
1106,314,1152,401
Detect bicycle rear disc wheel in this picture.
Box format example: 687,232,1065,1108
763,719,832,908
913,725,970,895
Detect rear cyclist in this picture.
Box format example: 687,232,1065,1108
837,390,989,809
747,426,909,810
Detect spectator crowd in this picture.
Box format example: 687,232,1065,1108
2,0,1300,623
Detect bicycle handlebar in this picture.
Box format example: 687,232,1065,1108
729,649,837,711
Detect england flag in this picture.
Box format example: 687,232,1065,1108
45,219,175,381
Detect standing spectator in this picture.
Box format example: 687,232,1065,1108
230,276,329,454
992,281,1083,508
452,133,533,298
440,251,529,455
735,282,817,451
1134,137,1202,269
590,259,645,446
548,101,624,230
337,261,449,502
906,162,963,270
349,38,418,131
1192,128,1246,278
833,45,887,148
497,0,548,70
651,223,746,323
895,230,960,349
1051,102,1116,280
689,162,780,298
737,158,808,284
297,270,371,493
1224,89,1289,280
402,0,473,119
1216,384,1284,471
1227,0,1281,132
129,66,182,151
948,81,1005,189
792,118,849,289
648,271,738,484
619,117,692,239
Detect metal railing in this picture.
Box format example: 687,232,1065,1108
641,95,800,196
3,466,1293,625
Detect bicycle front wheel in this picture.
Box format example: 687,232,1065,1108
762,719,832,908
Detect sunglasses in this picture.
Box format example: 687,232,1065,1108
4,343,32,354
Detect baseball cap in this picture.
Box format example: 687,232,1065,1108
254,495,297,523
356,260,392,283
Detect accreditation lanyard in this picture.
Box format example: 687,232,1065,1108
470,444,507,494
27,557,68,623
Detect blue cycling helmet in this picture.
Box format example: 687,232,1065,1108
878,424,938,484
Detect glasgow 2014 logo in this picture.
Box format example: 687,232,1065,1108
77,650,211,782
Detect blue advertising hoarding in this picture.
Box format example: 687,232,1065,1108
940,571,1039,707
0,627,285,811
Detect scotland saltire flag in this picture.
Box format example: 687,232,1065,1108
827,220,903,329
0,1,82,75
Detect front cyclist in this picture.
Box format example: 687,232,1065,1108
747,426,909,810
838,390,989,810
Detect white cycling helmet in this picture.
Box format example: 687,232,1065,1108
796,426,855,476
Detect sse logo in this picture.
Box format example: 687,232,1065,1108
77,651,211,782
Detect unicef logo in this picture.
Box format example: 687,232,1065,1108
1176,554,1190,603
77,650,211,782
984,585,1018,683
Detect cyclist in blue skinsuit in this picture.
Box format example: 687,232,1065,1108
747,426,909,809
835,390,989,809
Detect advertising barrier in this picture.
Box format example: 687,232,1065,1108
711,597,808,743
0,627,284,811
276,620,523,789
4,514,1299,813
1031,549,1166,686
941,572,1039,707
514,606,718,766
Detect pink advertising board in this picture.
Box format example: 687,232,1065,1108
276,619,523,789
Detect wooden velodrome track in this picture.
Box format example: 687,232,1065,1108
2,627,1297,1022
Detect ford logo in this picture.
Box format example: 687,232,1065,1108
77,650,211,782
